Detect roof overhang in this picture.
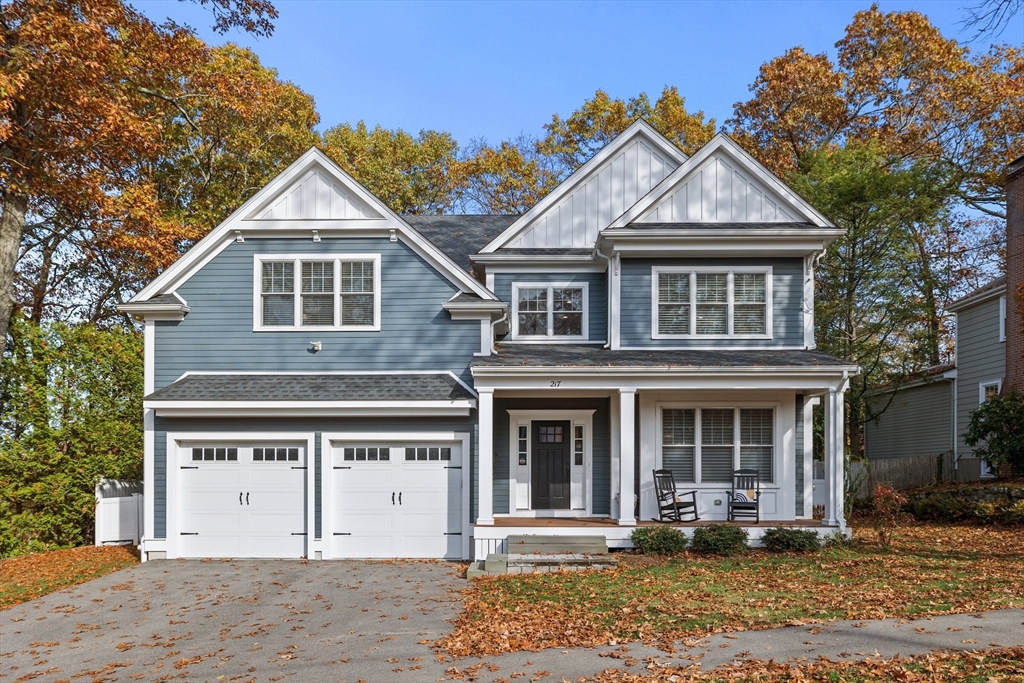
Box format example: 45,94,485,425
442,298,508,320
596,228,846,258
118,294,191,321
145,399,476,418
947,281,1005,312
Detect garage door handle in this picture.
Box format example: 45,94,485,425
333,532,351,536
239,492,243,506
392,492,395,505
181,532,198,536
399,492,402,505
246,492,249,505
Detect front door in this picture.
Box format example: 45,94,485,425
532,421,571,509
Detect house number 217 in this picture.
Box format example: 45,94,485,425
549,380,561,387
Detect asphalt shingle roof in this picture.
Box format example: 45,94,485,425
146,373,475,402
473,345,855,369
403,215,517,271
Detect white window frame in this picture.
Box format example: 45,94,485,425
655,403,779,485
979,379,1002,404
253,254,381,332
511,282,589,341
1000,295,1007,343
651,266,773,340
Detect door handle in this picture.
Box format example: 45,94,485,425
246,492,249,506
239,492,243,506
399,492,402,505
392,492,395,505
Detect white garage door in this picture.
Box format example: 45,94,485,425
330,442,462,559
178,444,307,558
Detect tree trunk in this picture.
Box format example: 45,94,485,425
0,191,28,344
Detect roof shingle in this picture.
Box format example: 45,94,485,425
146,373,475,402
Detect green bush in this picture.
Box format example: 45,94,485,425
691,525,748,556
1001,500,1024,525
909,493,974,522
760,527,821,553
630,525,689,555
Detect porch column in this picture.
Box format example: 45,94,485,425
618,388,636,526
477,389,494,526
822,388,846,528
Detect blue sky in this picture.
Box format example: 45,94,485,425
136,1,1020,145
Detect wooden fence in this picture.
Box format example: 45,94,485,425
849,450,955,499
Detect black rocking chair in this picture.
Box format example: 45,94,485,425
728,468,761,523
652,469,700,523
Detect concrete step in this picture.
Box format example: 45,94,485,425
466,560,487,580
506,534,608,555
506,552,618,575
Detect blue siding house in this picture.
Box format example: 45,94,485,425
121,121,857,561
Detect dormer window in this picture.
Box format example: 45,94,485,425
653,267,771,339
512,283,588,340
254,254,380,331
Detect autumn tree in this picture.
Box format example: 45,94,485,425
730,5,1024,218
455,135,560,214
320,122,462,215
538,87,716,176
0,0,280,344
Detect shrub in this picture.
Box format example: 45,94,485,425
1001,500,1024,525
691,525,748,556
964,389,1024,473
760,527,821,553
869,483,909,548
630,526,688,555
822,530,853,549
908,493,974,522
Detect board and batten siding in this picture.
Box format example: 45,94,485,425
865,381,953,461
492,398,611,516
153,237,480,388
956,294,1006,458
637,151,796,223
492,272,607,342
619,258,804,347
152,415,477,540
509,138,680,249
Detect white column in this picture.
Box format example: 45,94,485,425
618,388,636,526
142,319,155,560
610,391,621,520
477,389,494,526
822,389,845,527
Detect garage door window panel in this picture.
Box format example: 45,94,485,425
192,447,238,462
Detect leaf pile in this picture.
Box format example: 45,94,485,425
584,646,1024,682
0,545,137,610
440,524,1024,657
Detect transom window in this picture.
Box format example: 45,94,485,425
255,255,380,330
513,284,587,339
654,268,770,338
660,407,774,483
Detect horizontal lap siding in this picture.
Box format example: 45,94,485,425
493,398,611,515
955,296,1006,458
153,415,476,539
619,258,803,348
865,382,953,460
493,272,607,342
154,237,479,389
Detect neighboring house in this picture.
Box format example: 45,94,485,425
120,121,856,562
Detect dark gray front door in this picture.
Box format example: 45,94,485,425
531,421,571,509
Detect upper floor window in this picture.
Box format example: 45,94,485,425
512,283,588,340
254,254,380,331
653,267,771,339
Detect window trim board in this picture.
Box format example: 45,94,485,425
650,265,773,340
252,253,381,332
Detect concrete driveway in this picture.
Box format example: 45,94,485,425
1,558,470,682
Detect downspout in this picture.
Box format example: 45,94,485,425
489,310,508,355
594,247,612,349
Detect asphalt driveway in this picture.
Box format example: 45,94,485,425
3,559,1023,682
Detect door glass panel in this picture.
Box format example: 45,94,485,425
538,425,563,443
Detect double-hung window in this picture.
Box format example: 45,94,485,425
660,406,775,483
255,254,380,330
513,283,588,339
654,267,771,338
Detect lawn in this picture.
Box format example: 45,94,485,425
0,545,138,610
440,523,1024,658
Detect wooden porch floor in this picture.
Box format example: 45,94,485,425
484,517,823,528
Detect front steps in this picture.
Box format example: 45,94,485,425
467,534,617,579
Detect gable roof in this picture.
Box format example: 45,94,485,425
403,215,516,272
478,119,689,252
129,148,499,304
610,134,833,229
947,276,1006,312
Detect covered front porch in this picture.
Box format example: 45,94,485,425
470,347,856,561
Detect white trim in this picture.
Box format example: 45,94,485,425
253,253,381,332
980,379,1002,404
609,134,833,229
478,389,494,525
164,431,315,560
803,254,815,349
511,282,590,341
618,389,636,526
479,119,689,252
619,345,806,351
651,266,773,340
146,400,475,418
506,409,596,517
800,395,815,519
172,369,477,399
610,254,621,349
132,147,498,304
474,260,605,272
141,320,156,560
322,430,472,560
1000,295,1007,342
